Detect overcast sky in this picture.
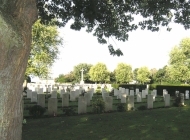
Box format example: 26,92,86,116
50,17,190,79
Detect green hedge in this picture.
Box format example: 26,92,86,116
111,84,119,89
113,84,146,91
148,84,157,90
156,85,190,96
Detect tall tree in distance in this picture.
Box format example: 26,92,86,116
115,63,133,84
167,38,190,83
25,19,62,79
89,63,110,83
133,68,139,83
137,66,151,84
73,63,93,83
155,66,168,84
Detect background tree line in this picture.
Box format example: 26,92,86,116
55,38,190,85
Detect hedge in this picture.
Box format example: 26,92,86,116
111,84,146,91
156,85,190,96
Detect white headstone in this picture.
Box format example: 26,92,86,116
137,92,142,102
70,91,76,101
130,90,134,96
78,96,87,114
147,94,153,109
48,98,57,116
105,96,113,112
51,90,57,98
26,90,32,98
128,95,134,110
142,90,146,98
185,90,189,99
37,94,45,107
121,93,126,103
84,93,91,106
165,94,170,107
62,93,69,107
31,91,37,102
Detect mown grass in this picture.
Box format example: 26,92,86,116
22,93,190,140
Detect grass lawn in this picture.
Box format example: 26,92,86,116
22,94,190,140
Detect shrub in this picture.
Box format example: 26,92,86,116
138,105,147,110
62,107,76,116
117,103,125,112
29,105,46,118
92,98,105,113
149,84,157,90
111,84,119,89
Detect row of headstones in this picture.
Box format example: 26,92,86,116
25,90,106,115
27,83,112,92
26,88,95,103
113,88,157,103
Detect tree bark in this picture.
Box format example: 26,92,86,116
0,0,37,139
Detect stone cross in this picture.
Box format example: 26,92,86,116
80,68,84,81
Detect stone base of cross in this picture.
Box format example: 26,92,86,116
80,80,84,85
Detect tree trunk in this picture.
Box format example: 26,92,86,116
0,0,37,139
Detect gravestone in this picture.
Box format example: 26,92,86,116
31,91,37,102
117,90,121,99
121,93,126,103
130,90,134,96
60,89,65,98
102,92,109,101
180,93,185,105
37,94,45,107
153,89,157,97
142,90,146,98
185,90,189,99
145,89,148,96
147,94,153,109
26,90,32,98
165,94,170,107
163,89,167,97
114,89,118,96
84,92,91,106
62,93,69,107
51,90,57,98
37,88,43,94
121,88,125,94
126,89,129,96
151,91,156,101
105,96,113,112
78,96,87,114
128,95,134,110
48,98,57,116
137,92,142,102
70,91,76,101
135,88,139,94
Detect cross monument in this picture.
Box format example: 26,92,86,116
80,68,84,85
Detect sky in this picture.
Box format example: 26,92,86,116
50,18,190,79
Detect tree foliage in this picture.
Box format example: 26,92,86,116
73,63,93,83
133,68,139,82
110,71,116,83
89,63,110,83
137,66,151,84
64,71,76,83
154,65,169,84
167,38,190,83
36,0,190,56
115,63,133,84
54,74,65,83
26,19,62,78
